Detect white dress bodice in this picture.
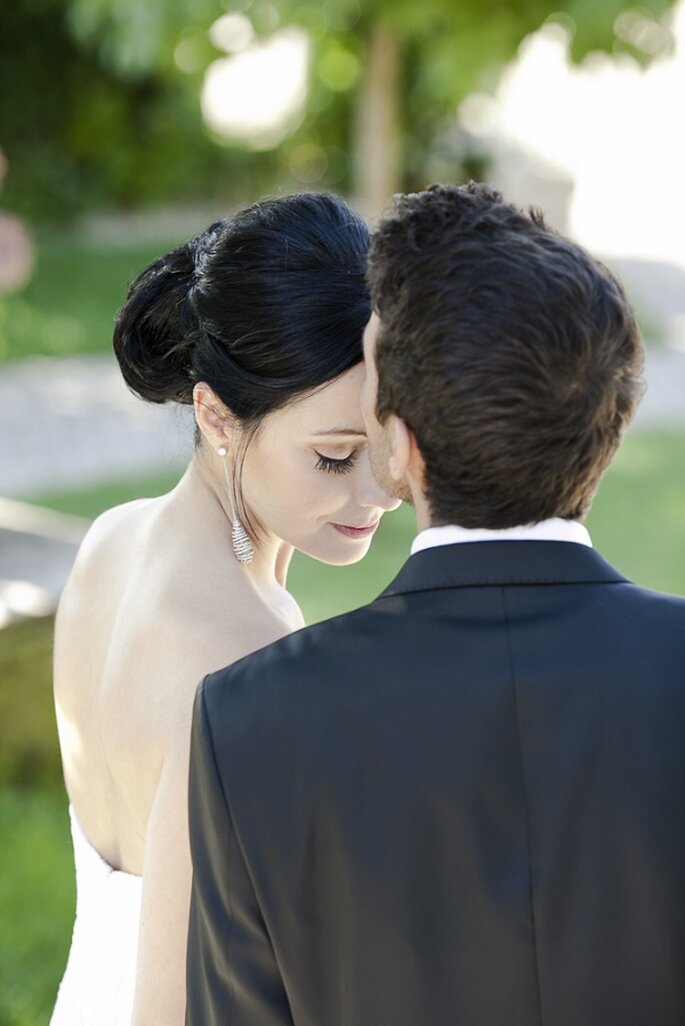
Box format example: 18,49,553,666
50,805,143,1026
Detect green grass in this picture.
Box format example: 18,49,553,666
586,429,685,594
0,234,173,362
27,472,184,522
0,789,74,1026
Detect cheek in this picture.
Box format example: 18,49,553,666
245,453,346,526
289,470,350,521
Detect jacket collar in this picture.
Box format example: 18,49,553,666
379,541,628,599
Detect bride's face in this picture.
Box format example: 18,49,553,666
240,362,401,565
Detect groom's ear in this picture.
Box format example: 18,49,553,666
387,416,425,485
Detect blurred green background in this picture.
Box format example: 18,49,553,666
0,0,675,223
1,0,684,1023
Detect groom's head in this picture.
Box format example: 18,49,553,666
363,182,644,529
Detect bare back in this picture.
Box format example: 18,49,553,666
53,472,302,1025
54,484,300,872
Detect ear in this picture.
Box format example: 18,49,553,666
193,382,235,450
406,426,426,486
384,415,412,476
387,415,426,486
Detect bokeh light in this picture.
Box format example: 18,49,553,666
201,26,310,150
288,142,328,183
318,42,360,92
209,13,255,54
321,0,361,33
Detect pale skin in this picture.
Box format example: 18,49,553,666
53,359,399,1026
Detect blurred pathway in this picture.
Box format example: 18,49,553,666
635,343,685,428
0,343,683,626
0,500,89,628
0,354,193,498
0,345,683,500
0,354,192,625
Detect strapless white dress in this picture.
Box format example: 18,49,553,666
51,805,143,1026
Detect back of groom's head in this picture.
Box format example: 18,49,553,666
367,182,644,529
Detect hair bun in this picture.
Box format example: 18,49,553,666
113,239,199,405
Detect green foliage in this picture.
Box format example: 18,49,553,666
1,0,677,220
0,788,74,1026
243,0,676,193
0,618,62,789
565,0,672,60
0,0,266,221
66,0,220,77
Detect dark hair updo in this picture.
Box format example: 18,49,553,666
113,193,370,424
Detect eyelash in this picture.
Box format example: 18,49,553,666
314,451,359,475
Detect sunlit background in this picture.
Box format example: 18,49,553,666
467,2,685,267
1,2,684,1022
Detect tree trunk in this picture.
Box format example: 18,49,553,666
353,21,402,217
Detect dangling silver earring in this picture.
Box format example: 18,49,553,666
217,447,253,564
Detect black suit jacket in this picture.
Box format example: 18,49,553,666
186,541,685,1026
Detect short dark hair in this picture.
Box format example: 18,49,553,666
113,192,370,419
367,182,644,528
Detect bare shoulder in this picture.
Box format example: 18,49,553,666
127,583,299,750
172,597,297,694
54,487,300,745
54,496,162,699
68,497,155,576
56,497,162,627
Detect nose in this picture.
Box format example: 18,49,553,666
356,449,402,512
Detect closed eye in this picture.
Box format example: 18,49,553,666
314,451,359,475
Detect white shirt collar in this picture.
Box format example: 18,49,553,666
410,518,593,556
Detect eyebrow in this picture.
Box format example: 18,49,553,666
310,428,367,437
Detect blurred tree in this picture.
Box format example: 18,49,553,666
278,0,676,209
0,149,34,294
0,0,278,221
76,0,673,209
0,0,676,219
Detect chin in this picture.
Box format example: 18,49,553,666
301,538,373,567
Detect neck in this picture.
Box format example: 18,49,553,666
246,525,295,591
172,455,295,595
407,475,432,534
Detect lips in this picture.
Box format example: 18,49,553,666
331,521,380,539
